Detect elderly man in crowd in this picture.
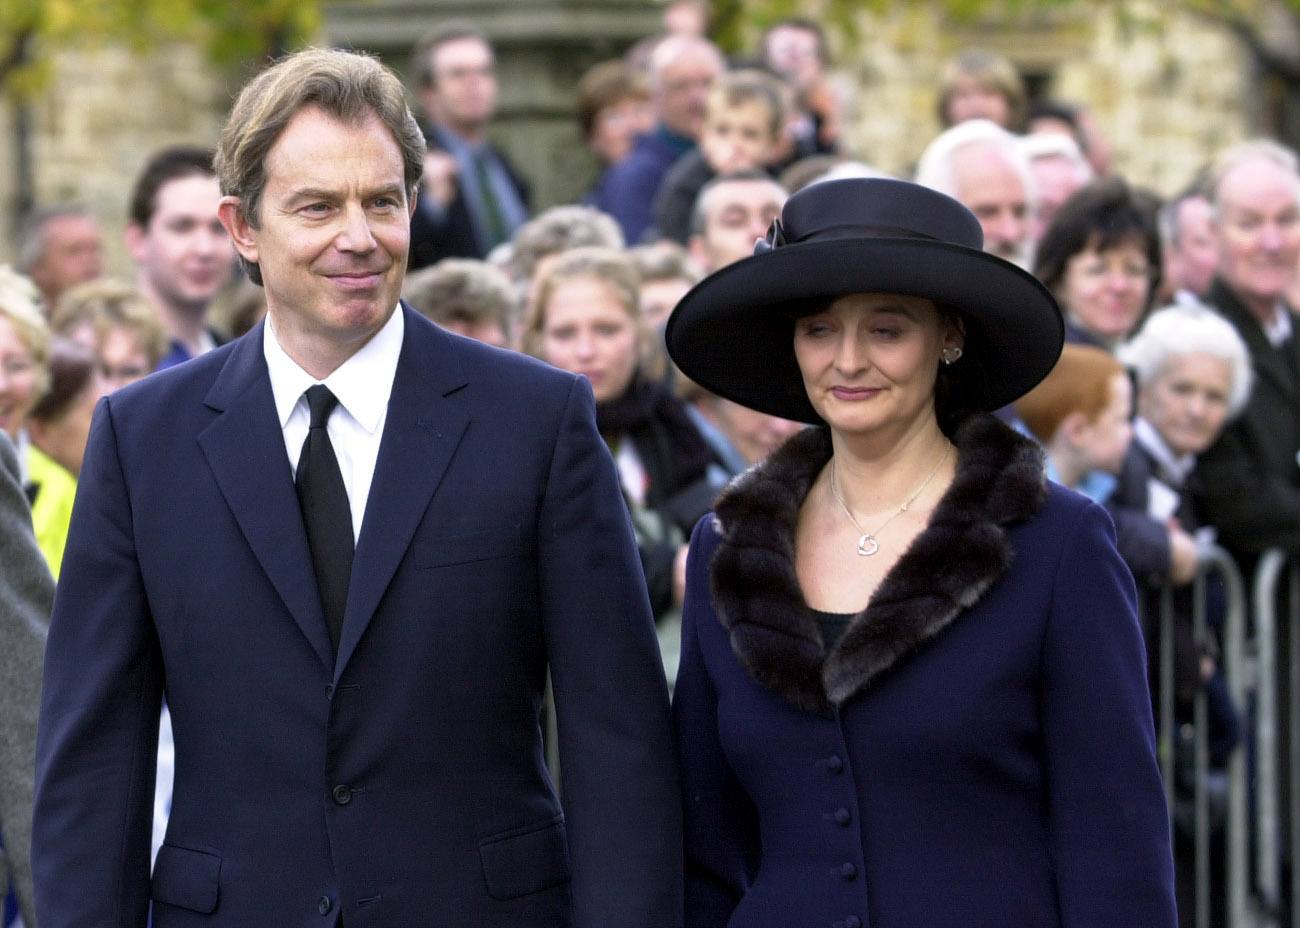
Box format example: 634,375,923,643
1194,139,1300,557
408,21,530,268
593,34,724,244
687,170,788,273
1160,189,1219,304
16,206,104,314
914,118,1035,268
33,47,679,927
1020,132,1092,244
126,146,236,370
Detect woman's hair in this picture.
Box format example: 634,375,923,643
0,265,52,397
937,48,1028,130
403,259,519,337
1033,175,1162,300
31,338,97,424
630,240,701,286
521,247,662,379
575,59,648,141
1118,301,1254,418
510,206,625,283
51,278,169,368
1015,343,1124,443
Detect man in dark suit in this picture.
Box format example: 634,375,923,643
408,22,530,269
33,48,680,927
1195,139,1300,555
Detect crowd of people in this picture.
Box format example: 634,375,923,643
2,2,1300,925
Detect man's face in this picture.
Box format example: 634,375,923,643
1029,155,1086,244
764,25,822,92
1214,159,1300,312
699,100,778,175
656,48,723,140
127,174,234,317
1164,196,1218,298
30,214,103,308
690,180,785,273
220,107,412,360
950,142,1030,266
422,37,497,135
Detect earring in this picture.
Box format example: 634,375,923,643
941,346,963,365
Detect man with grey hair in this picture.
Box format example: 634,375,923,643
1019,132,1092,244
688,170,787,273
16,205,103,312
1195,138,1300,556
593,34,725,244
1159,189,1218,304
34,46,680,928
914,118,1035,268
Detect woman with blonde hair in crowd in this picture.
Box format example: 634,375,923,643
51,278,168,392
0,268,50,485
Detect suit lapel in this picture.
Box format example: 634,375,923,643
334,308,470,680
197,326,335,671
1210,280,1298,401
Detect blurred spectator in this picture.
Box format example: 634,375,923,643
592,34,725,244
688,171,788,273
914,119,1034,267
1159,190,1218,304
1195,139,1300,556
50,279,168,392
0,427,51,928
16,205,104,313
0,268,49,485
126,146,234,370
1020,132,1093,244
403,259,517,348
680,376,802,484
25,339,103,579
577,59,654,201
663,0,708,36
1028,98,1114,177
631,240,700,330
1016,343,1133,502
1034,176,1161,349
510,205,624,302
409,21,530,267
522,246,717,625
760,18,841,156
654,69,786,244
225,279,268,340
936,48,1028,132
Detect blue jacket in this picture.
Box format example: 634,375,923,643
34,306,681,927
673,415,1176,928
591,126,693,245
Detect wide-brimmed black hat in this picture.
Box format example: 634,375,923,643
664,177,1063,423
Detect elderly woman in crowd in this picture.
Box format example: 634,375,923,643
523,246,716,630
51,278,168,392
1034,175,1162,349
666,177,1174,927
403,258,518,349
0,268,50,486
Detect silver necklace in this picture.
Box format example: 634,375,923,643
829,444,952,557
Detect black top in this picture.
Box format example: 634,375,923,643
811,608,854,650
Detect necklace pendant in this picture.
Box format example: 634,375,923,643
856,534,879,557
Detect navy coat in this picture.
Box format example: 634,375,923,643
673,416,1176,928
33,306,681,927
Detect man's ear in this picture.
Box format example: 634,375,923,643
1058,410,1090,447
217,196,259,267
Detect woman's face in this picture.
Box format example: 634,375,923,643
100,325,154,392
590,96,654,165
945,75,1012,128
0,316,40,441
1140,352,1234,458
540,276,640,404
792,292,957,440
1059,239,1152,343
1076,372,1133,474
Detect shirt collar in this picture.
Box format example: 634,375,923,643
1264,303,1293,347
263,306,405,434
1133,417,1195,484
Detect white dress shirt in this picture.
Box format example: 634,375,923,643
262,307,404,543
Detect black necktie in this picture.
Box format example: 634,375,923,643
295,385,353,657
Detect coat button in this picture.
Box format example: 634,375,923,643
332,785,352,805
317,896,332,915
325,684,335,699
834,807,851,826
838,862,857,880
826,754,844,774
845,917,862,928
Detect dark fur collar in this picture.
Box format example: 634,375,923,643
710,413,1047,713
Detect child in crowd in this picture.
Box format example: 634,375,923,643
653,69,786,245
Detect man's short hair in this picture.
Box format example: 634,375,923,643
412,20,491,90
402,259,518,336
1157,189,1208,251
689,170,788,238
128,147,215,229
1207,138,1300,212
15,204,94,275
647,34,725,92
759,17,829,66
630,240,701,286
575,60,648,141
510,206,624,282
937,48,1028,131
215,48,426,284
913,118,1034,205
706,69,787,138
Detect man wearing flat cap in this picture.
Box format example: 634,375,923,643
33,48,680,927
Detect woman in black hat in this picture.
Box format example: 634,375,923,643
666,177,1175,928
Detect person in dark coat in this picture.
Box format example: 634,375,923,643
665,177,1176,928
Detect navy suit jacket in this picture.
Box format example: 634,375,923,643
33,306,682,927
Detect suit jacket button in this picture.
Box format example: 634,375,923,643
845,917,862,928
834,807,851,826
318,896,333,915
332,785,352,805
826,754,844,774
838,862,857,880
